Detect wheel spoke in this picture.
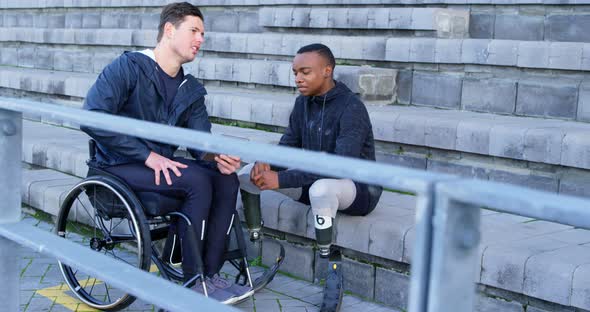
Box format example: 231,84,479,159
57,181,146,309
75,197,98,230
88,276,98,297
106,250,133,266
110,218,126,232
105,283,112,303
93,187,97,239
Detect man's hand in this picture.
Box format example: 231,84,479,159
144,151,188,186
215,154,241,175
253,170,279,190
250,162,270,182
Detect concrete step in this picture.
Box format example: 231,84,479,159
0,8,263,34
13,61,590,165
397,71,590,122
1,0,589,7
21,118,282,178
7,7,590,44
7,73,590,173
20,99,590,197
386,38,590,71
0,54,396,101
20,140,590,311
258,7,469,37
3,27,590,72
471,13,590,43
4,43,590,119
0,7,469,37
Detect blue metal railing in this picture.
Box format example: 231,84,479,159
1,98,590,312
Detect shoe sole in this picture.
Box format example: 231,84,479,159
230,289,255,304
220,290,255,305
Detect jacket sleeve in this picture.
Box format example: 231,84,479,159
185,97,213,161
80,55,152,162
277,96,370,189
333,98,370,158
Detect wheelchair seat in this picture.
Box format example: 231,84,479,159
135,191,183,217
87,165,183,218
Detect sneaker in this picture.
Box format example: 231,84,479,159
209,274,255,302
191,277,237,304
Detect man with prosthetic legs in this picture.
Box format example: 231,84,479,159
238,43,382,312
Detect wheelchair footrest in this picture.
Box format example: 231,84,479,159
251,243,285,292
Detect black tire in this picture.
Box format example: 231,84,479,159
54,176,151,311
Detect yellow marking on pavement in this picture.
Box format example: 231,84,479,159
35,265,159,311
36,279,100,312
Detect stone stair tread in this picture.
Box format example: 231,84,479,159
11,81,590,171
2,0,589,7
3,27,590,70
20,148,590,308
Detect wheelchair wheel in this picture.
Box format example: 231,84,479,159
54,176,151,311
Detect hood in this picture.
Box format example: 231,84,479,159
125,49,161,78
307,80,352,105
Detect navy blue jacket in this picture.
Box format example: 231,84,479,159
81,50,211,167
277,81,382,207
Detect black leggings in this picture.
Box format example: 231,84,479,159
103,158,239,279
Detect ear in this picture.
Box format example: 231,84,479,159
164,21,175,39
323,66,333,78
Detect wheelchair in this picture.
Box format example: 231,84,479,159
53,140,284,311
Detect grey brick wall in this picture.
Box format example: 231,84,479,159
411,72,462,109
545,15,590,42
462,79,517,114
342,257,375,299
516,80,579,119
494,15,544,41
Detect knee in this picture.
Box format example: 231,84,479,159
237,164,253,186
181,166,212,193
226,173,240,191
218,172,240,193
309,180,330,199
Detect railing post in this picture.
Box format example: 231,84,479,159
408,188,435,312
0,109,22,312
427,192,481,312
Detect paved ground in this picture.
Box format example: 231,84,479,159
18,211,399,312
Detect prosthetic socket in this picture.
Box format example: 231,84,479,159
241,190,263,241
315,215,333,258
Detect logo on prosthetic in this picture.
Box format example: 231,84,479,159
315,215,332,229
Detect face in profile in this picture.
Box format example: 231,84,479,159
168,15,205,64
292,52,333,97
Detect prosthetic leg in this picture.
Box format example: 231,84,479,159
316,216,343,312
237,189,285,292
321,249,344,312
314,215,333,258
240,190,263,241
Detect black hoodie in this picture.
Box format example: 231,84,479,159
277,81,382,209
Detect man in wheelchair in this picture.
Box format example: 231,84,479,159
80,2,252,304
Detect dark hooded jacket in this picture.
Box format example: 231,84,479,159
81,50,211,167
277,81,383,210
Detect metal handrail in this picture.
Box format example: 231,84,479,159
0,98,451,193
2,97,590,312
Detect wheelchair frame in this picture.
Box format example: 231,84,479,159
53,140,284,311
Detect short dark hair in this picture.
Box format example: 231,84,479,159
157,2,204,42
297,43,336,70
